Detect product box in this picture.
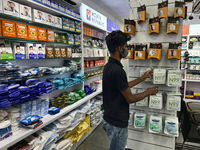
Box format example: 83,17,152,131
0,0,2,13
69,19,75,31
74,34,81,45
16,23,28,39
45,13,54,26
65,6,71,14
47,30,54,42
46,46,54,58
75,21,81,32
0,40,13,59
37,44,45,59
32,9,46,24
28,25,38,40
58,3,65,12
34,0,44,4
67,33,74,45
55,33,62,43
0,20,2,36
62,18,70,30
3,0,19,17
37,28,47,41
2,20,16,38
54,16,62,28
66,47,72,58
50,0,58,9
13,42,26,59
44,0,51,6
32,104,41,111
27,43,37,59
53,47,61,58
60,47,67,58
32,99,42,105
62,34,67,43
19,4,32,21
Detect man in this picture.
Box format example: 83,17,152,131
103,30,158,150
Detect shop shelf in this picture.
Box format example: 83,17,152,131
52,81,84,92
83,34,105,40
84,65,105,70
84,57,105,59
182,79,200,82
85,74,103,80
184,98,200,103
83,46,106,49
0,89,102,150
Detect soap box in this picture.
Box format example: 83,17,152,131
55,16,62,28
16,23,28,39
19,4,32,21
47,30,55,42
37,44,45,59
0,40,14,59
2,20,16,38
13,42,26,59
37,28,47,41
27,43,37,59
28,25,38,40
32,9,46,24
3,0,19,17
45,13,55,26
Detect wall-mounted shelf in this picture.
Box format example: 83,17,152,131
83,34,105,40
84,65,105,70
85,74,103,80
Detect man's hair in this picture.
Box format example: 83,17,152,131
106,30,131,54
16,45,20,48
29,46,33,49
0,43,5,47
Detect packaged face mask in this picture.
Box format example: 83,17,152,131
75,21,81,32
149,114,162,133
140,67,152,81
37,44,45,59
128,111,134,125
166,94,181,111
164,116,179,137
74,34,81,45
167,17,180,34
67,33,74,45
124,45,134,59
46,46,54,58
149,17,160,35
134,44,147,60
13,42,25,59
158,1,168,19
168,43,181,60
27,43,37,59
148,43,162,60
0,40,14,59
134,112,146,129
174,1,185,18
136,89,148,106
124,19,136,36
137,5,146,23
149,93,163,109
153,68,166,84
62,18,70,30
166,70,182,87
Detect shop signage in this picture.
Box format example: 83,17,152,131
107,18,120,32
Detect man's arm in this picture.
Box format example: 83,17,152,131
121,86,158,104
128,71,153,88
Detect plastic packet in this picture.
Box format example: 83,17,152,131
166,94,181,111
134,112,146,129
20,115,40,125
136,89,148,106
149,93,163,109
149,114,162,133
153,68,166,84
140,67,152,81
164,116,179,137
128,111,134,125
166,70,182,87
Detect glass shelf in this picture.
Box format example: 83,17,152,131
83,46,106,49
83,34,105,40
84,65,105,70
85,74,103,80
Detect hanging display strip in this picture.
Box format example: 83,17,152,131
127,1,182,150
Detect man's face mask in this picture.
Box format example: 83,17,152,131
120,47,129,58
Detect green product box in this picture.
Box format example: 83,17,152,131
0,40,14,59
62,18,70,30
55,33,62,43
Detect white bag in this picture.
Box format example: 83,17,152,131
149,114,162,134
164,116,179,137
134,112,146,129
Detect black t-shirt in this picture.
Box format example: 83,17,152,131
103,57,129,128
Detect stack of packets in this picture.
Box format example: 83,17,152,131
64,60,81,71
20,115,43,129
48,107,60,115
71,73,85,83
0,85,10,109
8,84,21,105
69,90,86,104
84,85,97,96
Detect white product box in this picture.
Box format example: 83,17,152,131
32,9,46,24
37,44,45,59
35,0,43,3
19,4,32,21
54,16,62,28
44,0,51,6
0,0,3,13
0,40,13,59
45,13,55,26
50,0,58,9
3,0,19,17
13,43,26,59
27,43,37,59
58,3,65,12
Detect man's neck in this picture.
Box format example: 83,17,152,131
110,54,121,62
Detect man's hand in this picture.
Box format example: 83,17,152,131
146,87,158,95
142,70,153,81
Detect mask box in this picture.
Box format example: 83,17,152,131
149,93,163,109
28,25,38,40
124,45,134,59
50,0,58,10
168,43,181,60
37,44,45,59
46,46,54,58
61,34,67,43
45,13,54,26
60,47,67,58
58,3,65,12
27,43,37,59
0,40,13,59
55,16,62,28
44,0,51,6
0,0,2,13
65,6,71,14
148,43,162,60
158,1,168,19
134,44,147,60
69,20,75,31
0,20,1,37
37,28,47,41
137,5,146,23
16,23,27,39
67,33,74,45
47,30,54,42
153,68,166,84
3,0,19,17
2,20,16,38
13,42,25,59
75,21,81,32
53,47,61,58
66,47,72,58
149,17,160,35
74,34,81,45
62,18,70,30
167,17,180,34
55,33,62,43
19,4,31,21
174,1,185,18
32,9,46,24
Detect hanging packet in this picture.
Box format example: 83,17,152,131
168,43,181,60
128,111,134,125
149,93,163,109
134,112,146,129
167,17,180,34
137,5,146,23
166,70,182,87
166,92,181,111
158,1,168,19
174,1,185,18
149,17,160,34
124,19,136,36
140,67,152,81
148,43,162,60
134,44,147,60
153,68,166,84
136,89,148,106
164,116,179,137
149,114,162,133
124,45,134,59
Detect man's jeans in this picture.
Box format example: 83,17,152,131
103,120,128,150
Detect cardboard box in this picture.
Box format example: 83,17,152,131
55,33,62,43
0,0,3,13
45,13,55,26
32,9,46,24
16,23,27,39
46,46,54,58
3,0,19,17
2,20,16,38
74,34,80,45
0,40,13,59
0,20,2,37
66,47,72,58
47,30,54,42
50,0,58,9
13,42,25,59
27,43,37,59
62,18,70,30
19,4,31,21
28,25,37,40
62,34,67,43
60,47,67,58
38,28,47,41
69,19,75,31
37,44,45,59
44,0,50,6
67,33,74,45
58,3,65,12
54,16,62,28
53,47,61,58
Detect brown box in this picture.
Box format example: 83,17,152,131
0,20,2,37
53,47,61,58
66,47,72,58
28,25,38,40
45,46,54,58
47,30,54,42
60,47,67,58
2,20,16,38
38,28,47,41
16,23,27,39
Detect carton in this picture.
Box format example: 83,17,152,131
3,0,19,17
19,4,31,21
0,40,13,59
47,30,54,42
2,20,16,38
16,23,27,39
53,47,61,58
27,43,37,59
0,0,2,13
66,47,72,58
55,33,62,43
37,44,45,59
54,16,62,28
32,9,46,24
28,25,38,40
0,20,2,37
13,42,25,59
62,18,70,30
46,46,54,58
45,13,55,26
60,47,67,58
38,28,47,41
